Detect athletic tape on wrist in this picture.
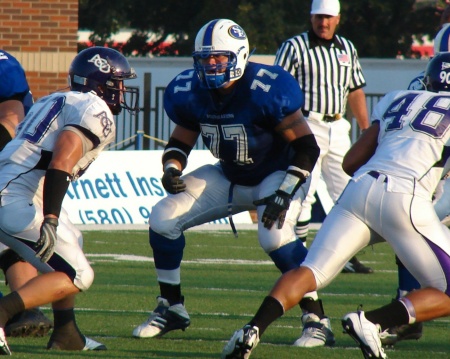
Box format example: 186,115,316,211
163,162,179,172
278,172,301,195
278,166,310,196
162,137,193,170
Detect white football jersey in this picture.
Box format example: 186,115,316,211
355,90,450,195
0,90,115,204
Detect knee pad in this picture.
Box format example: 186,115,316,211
269,239,308,273
49,253,94,292
74,265,94,292
0,249,26,278
149,200,183,239
149,228,185,270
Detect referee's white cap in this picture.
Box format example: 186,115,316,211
310,0,340,16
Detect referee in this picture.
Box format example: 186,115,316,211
274,0,372,275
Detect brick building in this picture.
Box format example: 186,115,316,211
0,0,78,100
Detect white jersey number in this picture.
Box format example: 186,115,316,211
384,93,450,139
17,96,65,143
201,124,253,165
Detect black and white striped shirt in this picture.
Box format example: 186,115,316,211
274,30,366,115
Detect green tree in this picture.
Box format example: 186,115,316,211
78,0,444,58
339,0,438,58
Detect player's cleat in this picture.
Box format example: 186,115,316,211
221,325,260,359
342,310,387,359
0,328,11,355
342,257,374,274
132,296,190,338
293,313,335,347
5,308,53,337
47,335,106,351
82,336,107,351
380,322,423,347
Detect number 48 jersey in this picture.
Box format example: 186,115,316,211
164,62,305,186
355,89,450,194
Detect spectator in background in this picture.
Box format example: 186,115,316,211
0,49,53,338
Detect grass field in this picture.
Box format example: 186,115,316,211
3,227,449,358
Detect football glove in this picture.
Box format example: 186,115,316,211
162,167,186,194
254,190,291,230
35,217,59,263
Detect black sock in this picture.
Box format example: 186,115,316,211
364,300,409,330
299,298,325,319
159,282,182,305
0,291,25,326
48,308,84,350
249,296,284,336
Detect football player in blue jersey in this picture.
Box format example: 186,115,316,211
133,19,335,347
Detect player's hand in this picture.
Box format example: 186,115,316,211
253,190,291,230
162,167,186,194
35,217,58,263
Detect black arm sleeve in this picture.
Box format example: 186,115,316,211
43,169,71,217
289,134,320,173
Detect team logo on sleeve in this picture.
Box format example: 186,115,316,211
229,25,247,40
88,54,111,73
95,111,113,137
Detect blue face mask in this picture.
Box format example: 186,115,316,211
193,51,235,89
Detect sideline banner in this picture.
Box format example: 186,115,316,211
62,150,253,225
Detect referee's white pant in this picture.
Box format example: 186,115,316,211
298,116,351,224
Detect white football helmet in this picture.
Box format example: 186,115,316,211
193,19,250,89
434,23,450,53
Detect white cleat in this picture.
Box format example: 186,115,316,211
83,336,107,351
133,296,190,338
0,328,11,355
222,325,260,359
293,313,335,347
342,310,387,359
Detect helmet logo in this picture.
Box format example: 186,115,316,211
88,54,111,73
228,25,246,40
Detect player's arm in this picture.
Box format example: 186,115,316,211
0,100,25,150
35,130,85,262
161,125,200,194
348,88,370,131
342,122,379,176
255,109,320,229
